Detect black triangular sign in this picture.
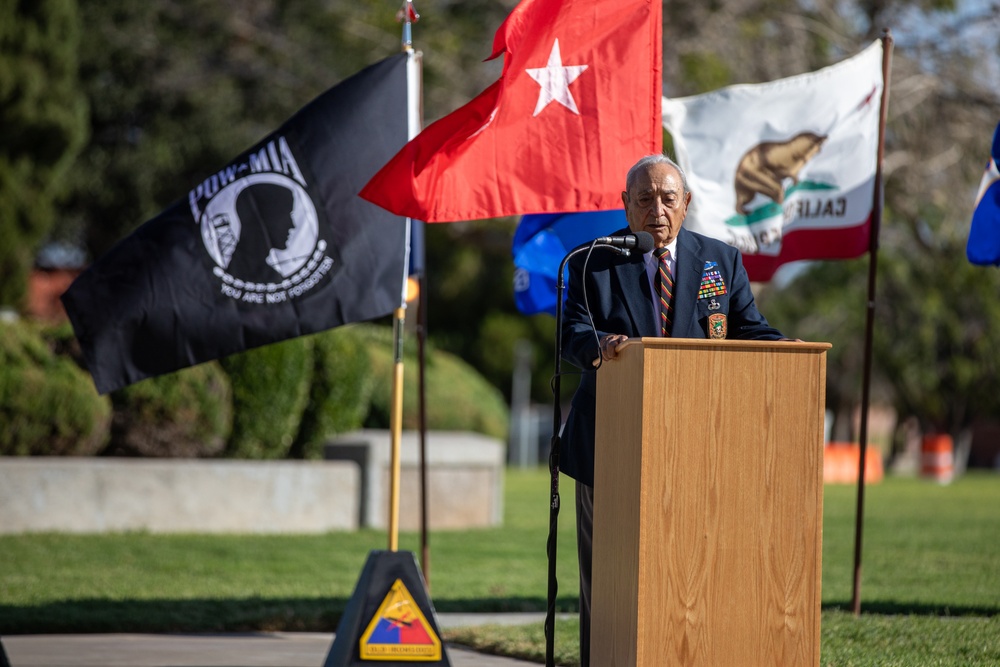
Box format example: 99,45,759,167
323,550,451,666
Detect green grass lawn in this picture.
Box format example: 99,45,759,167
2,468,999,666
0,467,581,633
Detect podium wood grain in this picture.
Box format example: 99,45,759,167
591,338,829,667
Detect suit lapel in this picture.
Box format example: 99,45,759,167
613,255,657,337
672,229,705,338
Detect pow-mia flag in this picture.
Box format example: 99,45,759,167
63,53,412,394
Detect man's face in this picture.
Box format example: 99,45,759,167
621,162,691,248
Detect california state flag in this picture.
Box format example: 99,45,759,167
361,0,662,222
663,40,884,281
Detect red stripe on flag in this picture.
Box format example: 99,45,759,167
742,218,872,281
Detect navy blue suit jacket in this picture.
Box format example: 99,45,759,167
559,227,784,487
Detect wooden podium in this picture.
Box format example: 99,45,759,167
591,338,830,667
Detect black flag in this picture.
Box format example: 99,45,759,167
63,54,411,394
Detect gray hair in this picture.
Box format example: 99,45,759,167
625,154,689,195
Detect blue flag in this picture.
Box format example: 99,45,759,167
967,121,1000,266
512,210,626,315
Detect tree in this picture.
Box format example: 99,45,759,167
750,0,1000,449
59,0,517,262
48,0,1000,437
62,0,371,259
876,205,1000,443
0,0,87,309
756,258,881,442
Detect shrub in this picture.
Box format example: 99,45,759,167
289,325,375,459
221,338,312,459
361,324,510,441
106,362,232,457
0,319,111,455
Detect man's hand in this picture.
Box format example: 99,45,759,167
592,334,629,366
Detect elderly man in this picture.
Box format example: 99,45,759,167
560,154,786,666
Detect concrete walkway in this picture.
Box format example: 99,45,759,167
1,613,575,667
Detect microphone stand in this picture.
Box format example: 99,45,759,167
544,240,632,667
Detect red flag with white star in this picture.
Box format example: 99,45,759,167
360,0,662,222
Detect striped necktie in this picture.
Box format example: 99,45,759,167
654,247,673,336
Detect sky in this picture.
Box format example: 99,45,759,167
893,0,1000,89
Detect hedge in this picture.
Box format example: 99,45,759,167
1,318,508,458
360,324,509,441
0,319,110,455
220,337,312,459
289,325,375,459
106,361,232,457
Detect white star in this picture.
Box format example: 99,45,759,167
526,39,588,117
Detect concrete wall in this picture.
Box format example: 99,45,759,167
0,458,359,534
324,430,505,530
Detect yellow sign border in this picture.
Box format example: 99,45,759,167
358,578,442,661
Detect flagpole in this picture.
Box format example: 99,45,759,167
852,28,893,616
416,260,430,585
387,1,422,555
388,304,405,551
400,7,430,586
318,49,446,667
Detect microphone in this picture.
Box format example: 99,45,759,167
593,231,655,254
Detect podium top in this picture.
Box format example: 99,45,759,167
622,338,832,352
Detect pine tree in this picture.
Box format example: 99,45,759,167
0,0,88,309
